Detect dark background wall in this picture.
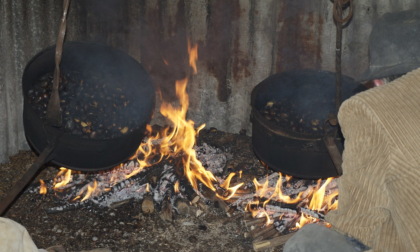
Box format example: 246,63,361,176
1,0,419,163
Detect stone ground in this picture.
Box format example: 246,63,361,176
0,128,286,252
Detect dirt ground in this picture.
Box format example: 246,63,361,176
0,128,286,252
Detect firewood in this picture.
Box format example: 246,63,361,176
244,216,267,228
175,198,192,216
222,211,246,224
191,195,200,205
109,198,132,209
159,198,173,221
141,195,154,214
253,226,280,242
251,224,276,239
243,212,253,220
252,232,296,251
214,196,230,213
299,207,325,220
196,199,209,212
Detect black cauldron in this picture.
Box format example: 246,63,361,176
251,69,363,179
22,41,155,171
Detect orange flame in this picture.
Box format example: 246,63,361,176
39,179,47,194
188,40,198,74
48,40,243,202
251,173,303,207
308,177,332,211
219,173,244,200
44,39,339,237
174,180,180,194
125,40,241,198
53,168,72,189
80,180,98,202
247,173,338,230
297,178,338,227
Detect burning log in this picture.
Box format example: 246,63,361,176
299,207,325,220
45,170,149,213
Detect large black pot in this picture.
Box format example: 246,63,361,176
22,41,155,171
251,69,362,179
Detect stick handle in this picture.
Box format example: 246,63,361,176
253,232,295,251
46,0,71,126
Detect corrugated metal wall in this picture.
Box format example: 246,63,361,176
1,0,419,163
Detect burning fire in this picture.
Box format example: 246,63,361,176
246,172,338,229
51,40,242,200
53,167,72,189
39,179,47,194
48,40,338,233
127,41,243,199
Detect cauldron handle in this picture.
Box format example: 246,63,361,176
0,141,57,216
323,117,343,176
323,136,343,176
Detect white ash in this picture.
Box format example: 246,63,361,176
53,160,145,193
39,141,230,207
243,172,284,190
35,136,338,236
256,172,283,187
281,185,308,196
265,205,297,215
153,164,177,203
230,193,255,209
94,183,148,207
300,207,325,220
194,143,229,175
